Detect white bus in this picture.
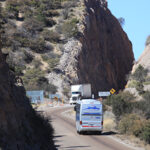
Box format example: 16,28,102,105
75,99,103,134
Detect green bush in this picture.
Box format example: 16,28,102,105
63,87,70,97
119,91,135,101
42,29,60,42
142,120,150,144
142,91,150,119
131,65,148,82
14,66,26,76
135,82,145,95
41,52,60,71
43,10,59,17
45,83,58,94
6,0,20,19
32,60,42,68
106,93,133,121
48,58,60,71
112,95,132,120
61,18,78,38
118,114,144,137
22,68,45,90
23,51,34,63
23,18,45,34
127,80,138,88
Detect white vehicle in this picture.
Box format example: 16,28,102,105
69,84,91,105
75,99,103,134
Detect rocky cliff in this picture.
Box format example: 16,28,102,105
0,41,56,149
58,0,134,97
77,0,134,96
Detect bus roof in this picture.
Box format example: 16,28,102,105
77,99,102,105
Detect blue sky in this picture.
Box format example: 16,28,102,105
108,0,150,60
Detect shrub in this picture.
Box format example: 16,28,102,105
23,51,34,63
28,37,51,53
131,65,148,82
62,1,78,9
45,83,58,94
118,17,125,27
142,120,150,144
118,114,144,137
145,35,150,46
32,59,42,68
45,18,56,27
62,8,69,19
106,93,133,121
14,65,26,76
63,87,70,97
142,91,150,119
135,82,145,95
42,29,60,42
6,0,20,19
23,71,56,92
22,68,45,90
127,80,138,88
61,18,78,38
43,10,59,17
23,18,45,34
119,91,135,102
48,57,60,71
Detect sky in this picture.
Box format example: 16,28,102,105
108,0,150,60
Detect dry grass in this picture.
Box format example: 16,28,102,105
103,118,116,131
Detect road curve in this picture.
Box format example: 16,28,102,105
45,106,134,150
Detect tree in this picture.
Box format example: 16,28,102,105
108,94,132,121
118,17,125,27
132,65,148,82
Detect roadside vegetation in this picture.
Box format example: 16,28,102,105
0,0,80,93
104,65,150,144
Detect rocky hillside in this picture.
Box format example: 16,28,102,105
126,36,150,95
0,40,56,149
133,36,150,75
0,0,134,99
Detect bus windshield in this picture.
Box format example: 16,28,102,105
72,92,80,94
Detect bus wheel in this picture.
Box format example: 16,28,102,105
77,131,81,134
98,131,102,135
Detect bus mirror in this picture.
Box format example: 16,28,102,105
74,106,76,111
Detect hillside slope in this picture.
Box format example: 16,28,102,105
0,0,134,99
133,42,150,75
0,42,56,149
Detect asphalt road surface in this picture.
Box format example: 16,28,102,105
45,106,135,150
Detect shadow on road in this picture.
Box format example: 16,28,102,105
54,135,90,149
82,131,117,136
62,145,91,149
102,131,117,136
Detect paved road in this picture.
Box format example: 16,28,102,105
45,106,134,150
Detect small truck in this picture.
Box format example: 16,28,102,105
69,84,92,105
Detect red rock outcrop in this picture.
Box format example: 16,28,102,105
77,0,134,97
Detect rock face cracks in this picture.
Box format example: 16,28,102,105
77,0,134,96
